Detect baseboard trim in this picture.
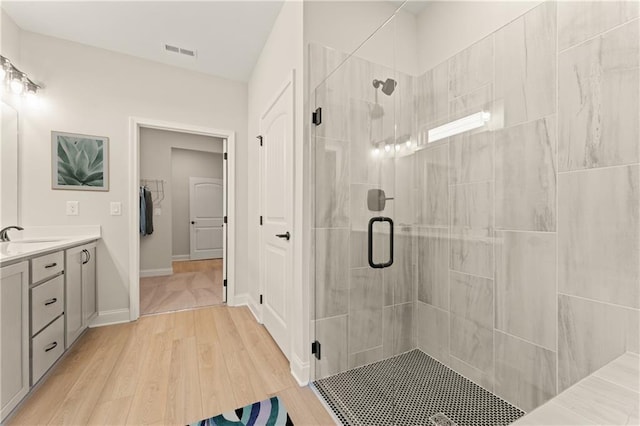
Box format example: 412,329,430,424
90,309,131,327
233,293,249,307
290,353,310,386
139,268,173,277
247,299,262,324
171,254,190,261
234,294,262,324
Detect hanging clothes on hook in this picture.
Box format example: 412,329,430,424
140,186,146,235
140,186,154,236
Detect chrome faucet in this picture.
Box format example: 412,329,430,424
0,226,24,242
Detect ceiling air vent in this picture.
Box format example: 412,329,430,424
164,43,197,58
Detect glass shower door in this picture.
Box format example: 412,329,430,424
311,13,403,424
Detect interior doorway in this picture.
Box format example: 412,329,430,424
137,127,228,315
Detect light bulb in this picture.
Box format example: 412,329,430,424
384,144,391,153
373,148,380,157
395,144,401,152
406,140,412,147
10,79,23,94
25,88,37,103
10,74,24,94
0,58,8,82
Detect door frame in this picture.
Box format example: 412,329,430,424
189,176,224,261
128,117,236,320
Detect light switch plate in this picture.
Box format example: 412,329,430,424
66,201,79,216
110,202,122,216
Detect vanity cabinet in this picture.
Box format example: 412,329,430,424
0,238,99,423
29,252,66,385
65,243,97,348
0,261,29,420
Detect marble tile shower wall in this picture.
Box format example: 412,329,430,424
311,0,639,414
415,0,640,413
311,43,418,380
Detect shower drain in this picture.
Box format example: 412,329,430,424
430,413,457,426
313,349,524,426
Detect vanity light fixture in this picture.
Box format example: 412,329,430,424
0,55,40,98
0,57,8,81
428,111,491,143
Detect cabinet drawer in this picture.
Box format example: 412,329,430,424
31,314,64,385
31,275,64,336
31,252,64,284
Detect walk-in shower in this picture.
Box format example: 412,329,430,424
311,1,640,425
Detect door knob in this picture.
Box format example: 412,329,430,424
275,231,290,241
191,221,195,224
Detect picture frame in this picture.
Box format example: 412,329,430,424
52,131,109,191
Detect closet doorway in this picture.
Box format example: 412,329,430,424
137,127,228,315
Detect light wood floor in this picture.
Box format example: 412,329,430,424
140,260,223,315
8,305,335,425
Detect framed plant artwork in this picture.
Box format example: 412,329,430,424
52,131,109,191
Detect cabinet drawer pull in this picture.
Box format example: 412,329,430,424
44,298,58,306
44,263,57,269
44,342,58,352
82,249,91,265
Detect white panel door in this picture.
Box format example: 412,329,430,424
189,177,224,260
260,75,294,360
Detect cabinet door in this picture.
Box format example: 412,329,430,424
65,246,84,348
1,261,29,421
82,244,97,325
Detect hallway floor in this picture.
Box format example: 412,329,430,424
7,305,334,425
140,259,224,315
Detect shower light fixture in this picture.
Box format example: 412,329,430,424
1,55,40,98
428,111,491,143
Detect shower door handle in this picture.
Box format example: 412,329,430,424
368,217,393,269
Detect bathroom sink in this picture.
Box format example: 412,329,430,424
0,239,68,258
12,238,65,244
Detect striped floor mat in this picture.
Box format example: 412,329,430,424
189,396,294,426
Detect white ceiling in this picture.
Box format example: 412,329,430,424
2,1,285,82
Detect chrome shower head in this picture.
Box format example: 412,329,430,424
373,78,397,96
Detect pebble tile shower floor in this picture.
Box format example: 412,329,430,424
313,350,525,426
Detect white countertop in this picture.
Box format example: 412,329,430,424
0,226,101,266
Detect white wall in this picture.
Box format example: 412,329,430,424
171,148,223,258
304,1,418,76
1,9,21,62
416,1,542,73
247,0,306,382
139,128,223,272
17,30,247,321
